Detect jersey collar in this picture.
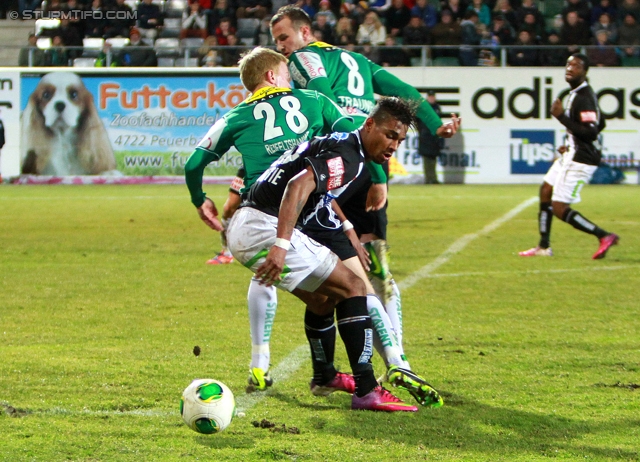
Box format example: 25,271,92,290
569,80,588,94
246,86,292,103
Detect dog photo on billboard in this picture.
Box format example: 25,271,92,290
21,72,116,175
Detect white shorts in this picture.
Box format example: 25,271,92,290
227,207,339,293
544,153,598,204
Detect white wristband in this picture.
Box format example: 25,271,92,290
274,238,290,251
342,220,354,232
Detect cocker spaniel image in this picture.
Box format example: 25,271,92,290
21,72,116,175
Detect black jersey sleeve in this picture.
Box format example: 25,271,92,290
556,89,604,142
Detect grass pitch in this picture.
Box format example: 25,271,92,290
1,184,639,461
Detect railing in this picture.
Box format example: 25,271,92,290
8,44,640,68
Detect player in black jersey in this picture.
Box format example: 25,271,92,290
226,98,419,411
519,53,619,259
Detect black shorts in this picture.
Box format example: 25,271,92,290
304,228,357,261
336,163,388,241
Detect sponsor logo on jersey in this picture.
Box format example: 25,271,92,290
289,63,308,88
296,52,327,80
510,130,555,174
580,111,597,123
326,157,345,189
329,132,349,141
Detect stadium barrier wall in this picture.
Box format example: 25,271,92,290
0,67,637,184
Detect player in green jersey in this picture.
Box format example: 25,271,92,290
186,47,366,395
271,6,460,405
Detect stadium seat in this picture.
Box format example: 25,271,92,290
154,37,181,57
82,37,105,57
36,37,52,49
73,57,97,67
175,57,199,67
237,18,260,39
165,0,187,18
157,57,176,67
180,37,204,49
160,18,181,38
35,18,61,37
240,37,253,46
106,37,131,49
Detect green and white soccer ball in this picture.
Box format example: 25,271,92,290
180,379,236,434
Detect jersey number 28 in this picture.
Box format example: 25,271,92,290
253,96,309,142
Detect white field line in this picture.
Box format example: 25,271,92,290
2,197,536,418
398,196,538,291
423,265,637,279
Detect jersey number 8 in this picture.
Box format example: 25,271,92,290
340,52,365,97
253,96,309,142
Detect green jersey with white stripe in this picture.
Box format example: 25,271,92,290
185,86,357,207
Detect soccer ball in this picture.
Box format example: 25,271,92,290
180,379,236,434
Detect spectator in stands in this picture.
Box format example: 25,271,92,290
215,16,236,44
541,30,569,66
356,10,386,45
45,34,70,66
591,0,617,27
478,23,498,65
588,29,620,66
508,28,540,65
299,0,316,19
63,0,86,38
409,0,436,30
492,0,517,31
522,11,546,43
592,12,618,44
441,0,466,23
137,0,163,41
56,18,83,59
209,0,236,33
431,8,462,58
552,13,564,32
85,0,109,38
333,16,356,46
379,34,410,66
384,0,411,37
198,34,219,61
467,0,491,27
19,0,43,18
254,15,274,45
316,0,336,26
491,13,515,46
119,27,158,65
460,9,481,65
221,33,243,65
313,12,335,43
44,0,63,16
515,0,544,31
96,41,118,66
181,0,209,38
618,12,640,51
105,0,135,37
18,33,46,67
562,0,590,24
618,0,640,25
402,13,430,58
236,0,271,19
560,10,591,54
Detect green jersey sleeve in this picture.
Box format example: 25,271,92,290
317,92,358,133
370,64,443,135
185,117,234,207
289,50,339,102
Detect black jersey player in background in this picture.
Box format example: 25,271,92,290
519,53,619,259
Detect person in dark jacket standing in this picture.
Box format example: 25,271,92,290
119,28,157,66
418,91,444,184
519,54,619,259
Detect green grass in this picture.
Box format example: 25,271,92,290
1,184,639,461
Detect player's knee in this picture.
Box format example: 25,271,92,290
552,201,568,219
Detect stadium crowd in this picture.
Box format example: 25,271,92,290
9,0,640,67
